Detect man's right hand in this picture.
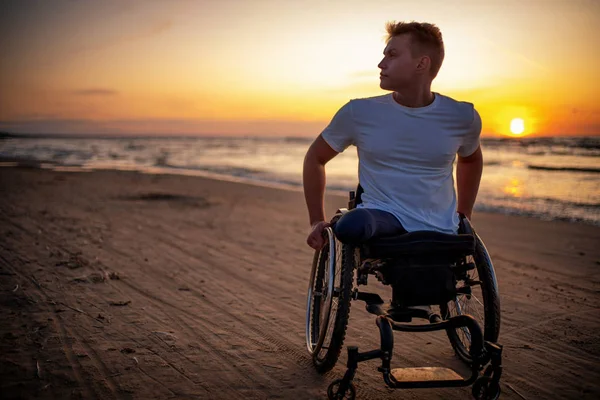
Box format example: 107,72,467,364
306,221,331,250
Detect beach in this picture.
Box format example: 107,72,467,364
1,166,599,399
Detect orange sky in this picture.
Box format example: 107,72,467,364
1,0,599,137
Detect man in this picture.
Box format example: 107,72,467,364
303,21,483,250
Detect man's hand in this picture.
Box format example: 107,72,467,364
306,221,331,250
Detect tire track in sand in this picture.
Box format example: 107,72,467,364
116,278,279,396
0,253,102,400
91,225,316,374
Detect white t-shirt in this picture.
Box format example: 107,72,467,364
321,93,481,234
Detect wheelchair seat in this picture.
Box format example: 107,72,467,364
358,230,476,311
362,231,475,259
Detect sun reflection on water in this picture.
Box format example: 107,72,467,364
503,177,524,198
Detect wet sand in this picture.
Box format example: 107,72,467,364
1,167,599,399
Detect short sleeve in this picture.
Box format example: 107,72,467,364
457,107,482,157
321,101,357,153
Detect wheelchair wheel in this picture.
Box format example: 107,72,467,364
441,222,501,365
327,379,356,400
305,227,356,373
472,376,501,400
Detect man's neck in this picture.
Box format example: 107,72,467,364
392,87,435,108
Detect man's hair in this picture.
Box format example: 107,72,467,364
385,21,445,78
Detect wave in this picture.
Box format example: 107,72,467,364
283,136,312,144
154,151,169,167
474,203,600,226
528,164,600,173
482,136,600,157
125,142,145,151
535,196,600,209
158,162,265,178
482,136,600,149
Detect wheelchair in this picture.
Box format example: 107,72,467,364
305,187,503,399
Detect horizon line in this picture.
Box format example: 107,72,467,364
2,131,598,140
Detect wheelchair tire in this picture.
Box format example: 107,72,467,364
441,227,501,365
305,227,356,374
472,376,501,400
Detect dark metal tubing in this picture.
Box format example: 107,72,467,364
335,317,482,392
355,291,384,304
485,341,504,389
389,315,485,361
331,300,504,395
391,314,480,336
334,346,385,397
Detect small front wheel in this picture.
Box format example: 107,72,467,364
472,376,500,400
327,379,356,400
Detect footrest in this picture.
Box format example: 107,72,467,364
391,367,463,382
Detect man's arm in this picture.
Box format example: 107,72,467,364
456,145,483,220
303,135,339,249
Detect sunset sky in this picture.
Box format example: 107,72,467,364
1,0,599,137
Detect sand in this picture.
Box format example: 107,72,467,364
1,167,599,399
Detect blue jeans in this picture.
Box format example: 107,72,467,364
332,208,407,245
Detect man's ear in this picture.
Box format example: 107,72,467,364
416,56,431,74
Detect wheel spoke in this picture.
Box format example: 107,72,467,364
447,266,485,353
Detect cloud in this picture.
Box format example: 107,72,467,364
72,89,119,96
67,19,173,57
115,20,173,47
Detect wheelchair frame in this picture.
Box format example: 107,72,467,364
306,189,503,400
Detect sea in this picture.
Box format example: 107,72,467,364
1,135,599,225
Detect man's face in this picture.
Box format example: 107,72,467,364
378,34,421,91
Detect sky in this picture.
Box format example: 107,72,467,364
1,0,599,137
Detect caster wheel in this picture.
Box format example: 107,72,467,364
327,378,356,400
472,376,500,400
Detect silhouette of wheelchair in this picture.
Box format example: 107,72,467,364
306,187,503,399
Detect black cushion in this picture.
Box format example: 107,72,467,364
362,231,475,259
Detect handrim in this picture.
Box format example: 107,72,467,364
314,233,344,361
305,227,336,354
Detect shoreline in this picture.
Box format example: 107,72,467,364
1,158,599,228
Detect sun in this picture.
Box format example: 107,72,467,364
510,118,525,135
